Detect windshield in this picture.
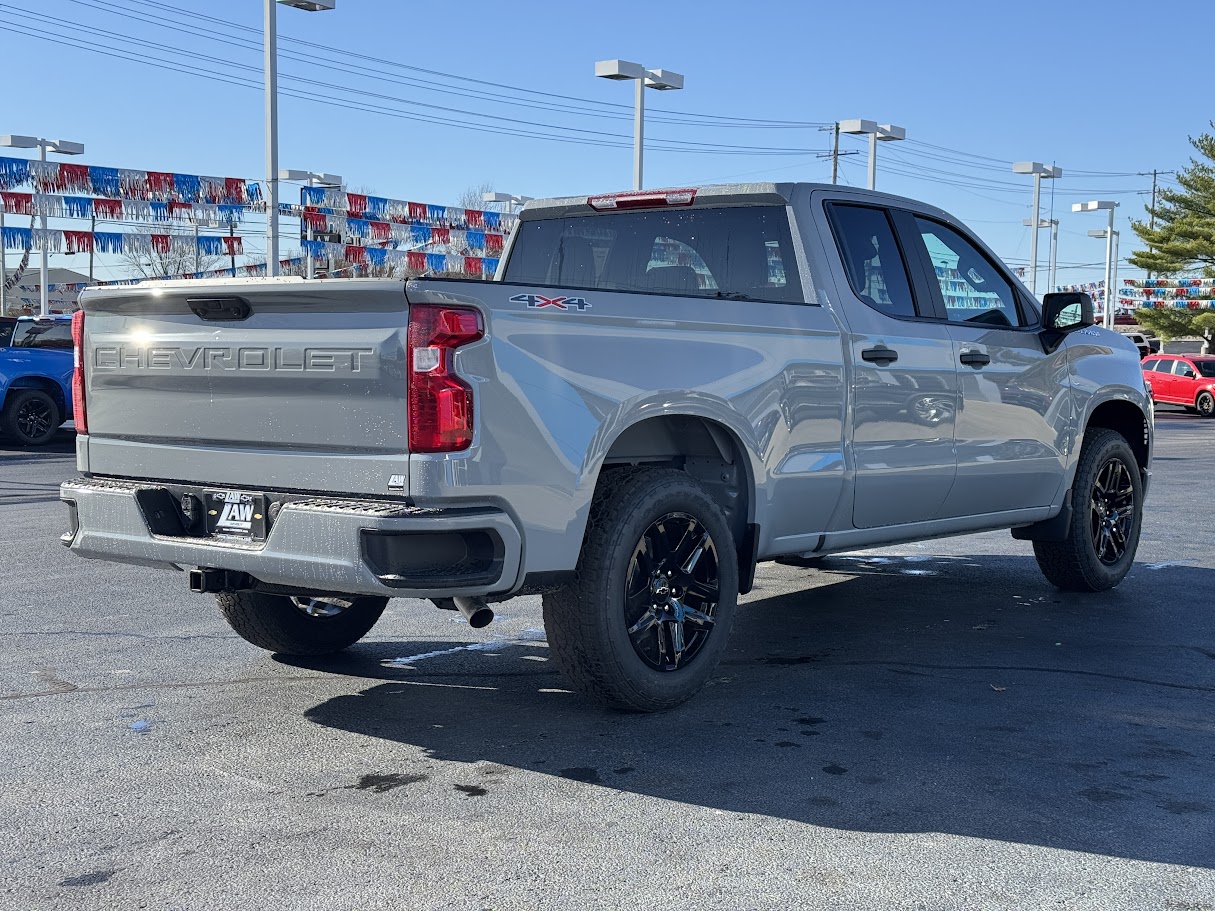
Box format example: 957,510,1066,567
1195,360,1215,378
503,205,802,303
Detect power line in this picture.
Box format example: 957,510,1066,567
0,9,830,157
85,0,829,129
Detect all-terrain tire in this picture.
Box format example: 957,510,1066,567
1033,429,1143,593
0,388,60,446
542,468,738,712
216,591,388,655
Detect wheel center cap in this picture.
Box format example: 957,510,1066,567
651,576,671,598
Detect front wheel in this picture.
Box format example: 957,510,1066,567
216,591,388,655
1197,391,1215,418
543,468,738,712
1033,429,1143,592
0,388,60,446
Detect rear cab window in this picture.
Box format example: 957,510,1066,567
502,205,802,303
11,319,73,349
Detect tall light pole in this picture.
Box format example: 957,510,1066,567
594,60,684,190
1074,201,1119,329
1012,162,1062,297
0,135,85,316
280,169,342,279
1024,217,1060,291
838,120,906,190
265,0,335,278
483,192,534,215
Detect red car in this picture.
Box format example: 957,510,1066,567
1142,355,1215,417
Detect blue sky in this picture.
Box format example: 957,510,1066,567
1,0,1211,286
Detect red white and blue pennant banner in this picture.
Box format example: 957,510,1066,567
2,226,243,256
1,192,246,224
1124,278,1215,289
300,239,498,277
0,156,260,204
298,209,506,256
1118,279,1214,308
300,187,516,233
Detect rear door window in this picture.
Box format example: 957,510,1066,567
825,204,917,318
502,205,802,303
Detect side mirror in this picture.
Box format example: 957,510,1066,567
1039,292,1095,354
1042,292,1094,331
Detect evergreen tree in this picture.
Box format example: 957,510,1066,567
1131,124,1215,276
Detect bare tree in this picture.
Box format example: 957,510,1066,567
120,228,227,279
459,182,507,213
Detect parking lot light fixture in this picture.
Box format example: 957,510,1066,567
838,120,906,192
280,169,343,279
266,0,335,278
483,192,534,215
595,59,685,191
1,135,85,316
1073,200,1119,329
1013,162,1063,297
1025,217,1061,291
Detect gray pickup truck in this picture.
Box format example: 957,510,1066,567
61,183,1152,711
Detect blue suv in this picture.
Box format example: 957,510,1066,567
0,314,74,446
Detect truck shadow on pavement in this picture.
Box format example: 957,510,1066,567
298,554,1215,869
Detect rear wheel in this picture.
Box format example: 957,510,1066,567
1197,391,1214,418
1033,429,1142,592
543,468,738,712
0,388,60,446
216,591,388,655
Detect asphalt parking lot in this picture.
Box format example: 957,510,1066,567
2,412,1213,911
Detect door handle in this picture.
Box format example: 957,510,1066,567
959,350,990,368
861,346,899,365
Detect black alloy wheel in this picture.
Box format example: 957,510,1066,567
16,396,54,441
1032,428,1143,593
541,467,739,711
1197,391,1215,418
1089,458,1136,566
624,512,720,672
1,388,60,446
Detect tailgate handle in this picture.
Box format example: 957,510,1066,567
188,296,251,321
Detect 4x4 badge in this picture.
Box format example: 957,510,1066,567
510,293,591,312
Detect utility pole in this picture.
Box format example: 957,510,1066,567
831,122,840,185
1149,169,1158,230
88,214,95,284
229,224,237,277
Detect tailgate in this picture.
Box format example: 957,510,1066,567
78,278,411,498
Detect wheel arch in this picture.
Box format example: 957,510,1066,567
1084,398,1150,473
589,413,760,593
1,375,68,420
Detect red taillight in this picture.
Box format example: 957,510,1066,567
71,310,88,434
587,188,697,211
407,304,484,453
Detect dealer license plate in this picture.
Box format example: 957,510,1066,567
203,489,268,541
